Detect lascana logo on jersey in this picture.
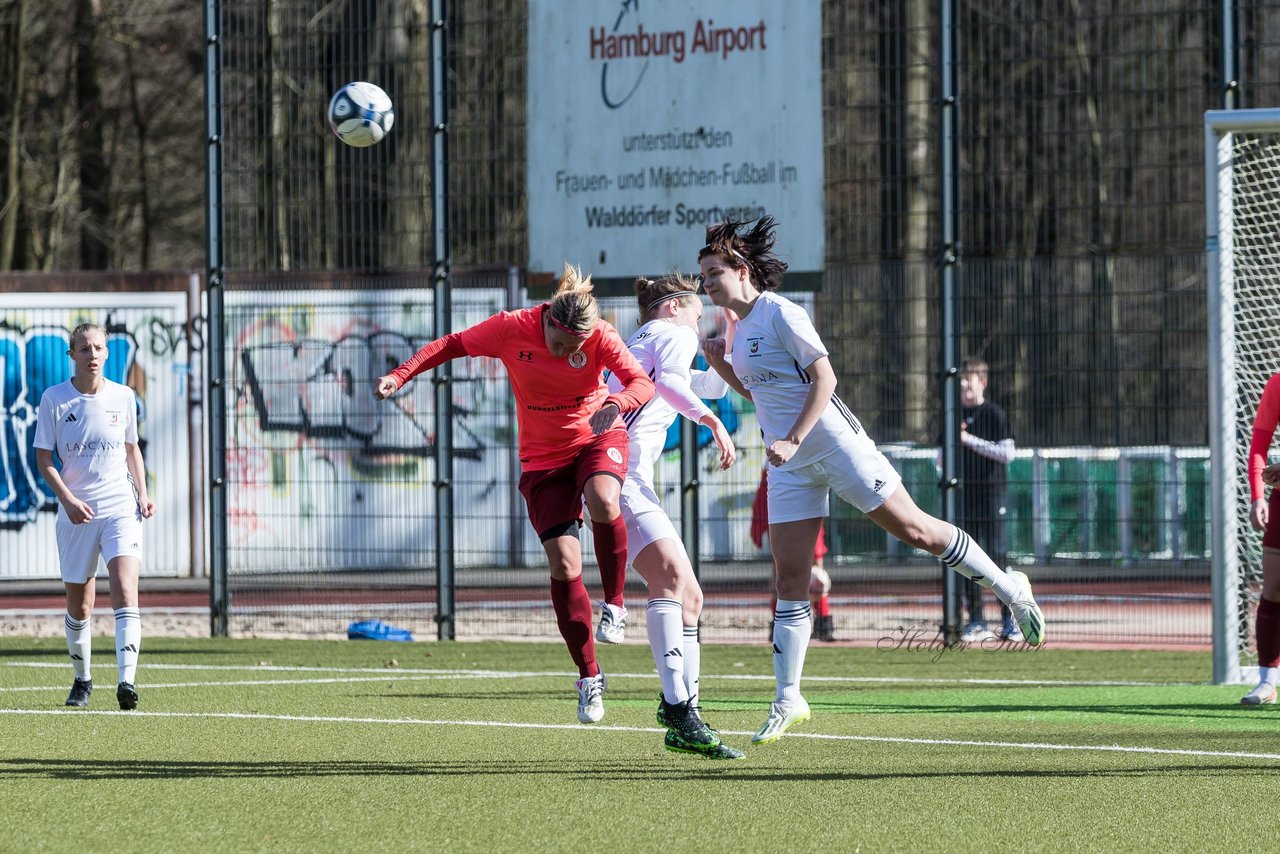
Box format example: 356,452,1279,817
64,440,124,454
567,351,588,369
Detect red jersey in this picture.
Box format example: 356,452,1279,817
1249,373,1280,501
389,304,654,471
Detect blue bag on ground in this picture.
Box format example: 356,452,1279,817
346,620,414,642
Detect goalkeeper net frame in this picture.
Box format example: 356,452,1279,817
1205,108,1280,685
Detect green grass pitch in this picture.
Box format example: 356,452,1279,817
1,636,1276,852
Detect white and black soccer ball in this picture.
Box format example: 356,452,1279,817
327,81,395,147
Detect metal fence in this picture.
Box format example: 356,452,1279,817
198,0,1280,646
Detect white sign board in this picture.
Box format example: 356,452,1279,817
528,0,823,279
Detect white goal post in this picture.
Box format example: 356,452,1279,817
1205,109,1280,685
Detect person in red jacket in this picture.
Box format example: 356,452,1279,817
1244,373,1280,706
752,467,835,641
374,264,655,724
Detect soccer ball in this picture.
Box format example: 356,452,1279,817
327,82,395,147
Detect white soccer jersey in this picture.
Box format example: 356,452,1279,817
607,320,728,485
730,291,863,470
34,379,140,517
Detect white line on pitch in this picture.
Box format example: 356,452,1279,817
0,661,1195,688
0,674,529,692
0,707,1276,763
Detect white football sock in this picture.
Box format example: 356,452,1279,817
646,598,688,704
939,527,1020,602
772,599,811,702
113,607,141,685
1260,665,1278,688
65,614,91,681
682,624,701,711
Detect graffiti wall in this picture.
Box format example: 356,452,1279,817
224,288,532,573
0,294,193,579
221,288,806,574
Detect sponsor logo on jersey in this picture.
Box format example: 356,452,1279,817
606,447,624,465
567,351,588,369
517,350,533,362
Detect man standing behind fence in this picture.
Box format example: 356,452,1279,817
956,357,1020,643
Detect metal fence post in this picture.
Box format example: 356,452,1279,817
938,0,961,643
204,0,228,638
431,0,455,641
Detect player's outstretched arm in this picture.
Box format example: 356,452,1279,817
375,332,469,401
700,413,737,470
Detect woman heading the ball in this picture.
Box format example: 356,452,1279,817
34,322,155,712
374,265,654,724
605,272,744,759
699,216,1045,744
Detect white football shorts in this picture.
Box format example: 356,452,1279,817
55,511,144,584
767,430,903,524
619,477,687,568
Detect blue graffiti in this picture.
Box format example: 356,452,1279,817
0,325,137,525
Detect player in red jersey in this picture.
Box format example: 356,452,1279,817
1244,373,1280,705
374,265,655,723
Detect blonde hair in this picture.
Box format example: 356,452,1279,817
634,272,700,321
68,322,106,353
548,263,600,336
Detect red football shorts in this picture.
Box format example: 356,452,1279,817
518,428,629,541
1264,489,1280,550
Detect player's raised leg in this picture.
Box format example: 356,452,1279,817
585,473,628,644
868,485,1044,646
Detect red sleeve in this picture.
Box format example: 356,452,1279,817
750,468,769,548
388,333,467,388
457,312,510,359
1248,374,1280,501
598,325,655,413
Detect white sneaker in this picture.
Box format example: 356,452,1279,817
751,696,811,744
960,621,994,643
1241,682,1277,706
576,672,607,723
595,603,627,644
1006,570,1045,647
